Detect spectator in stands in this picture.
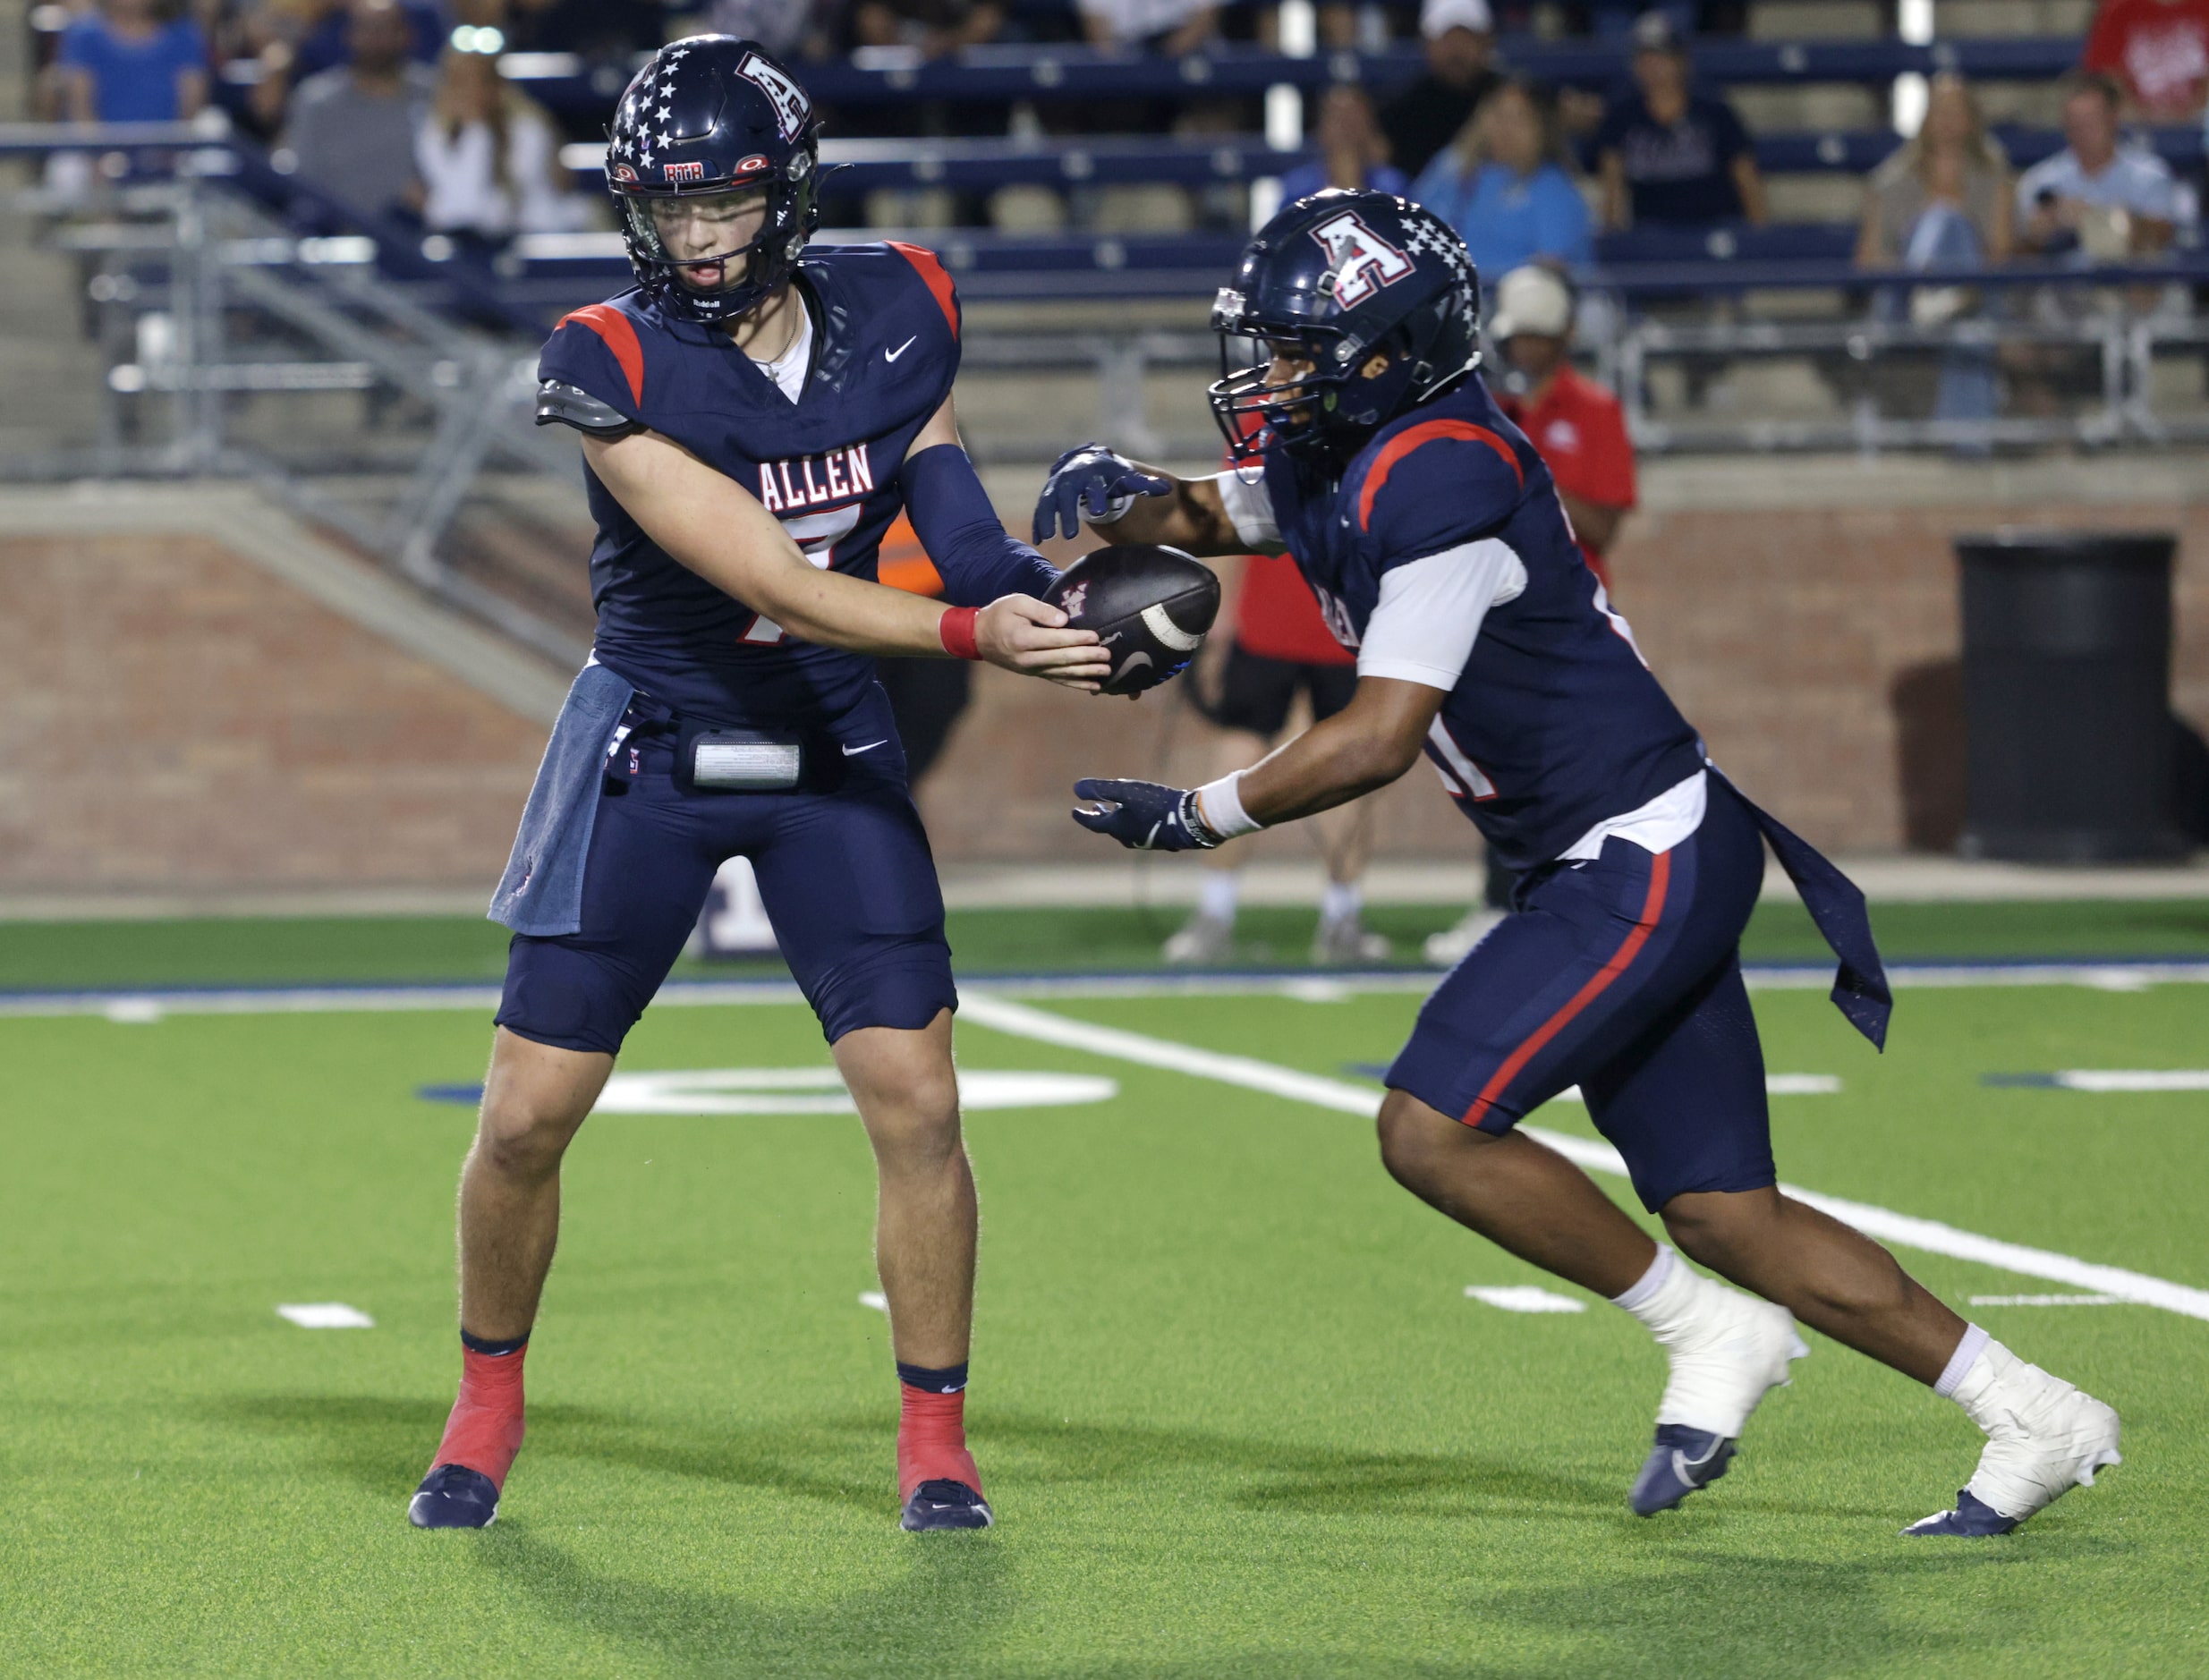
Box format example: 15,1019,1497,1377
1426,261,1634,965
1856,73,2013,271
1076,0,1219,55
2013,71,2181,263
1278,84,1409,202
415,41,582,242
2083,0,2209,121
282,0,433,221
1380,0,1500,181
854,0,1006,58
1594,13,1765,231
288,0,440,85
1410,78,1592,277
1855,73,2009,436
53,0,209,123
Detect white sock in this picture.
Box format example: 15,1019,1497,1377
1934,1324,1992,1399
1199,870,1239,924
1321,880,1361,923
1610,1245,1687,1328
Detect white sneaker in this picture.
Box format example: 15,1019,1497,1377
1162,911,1234,966
1313,912,1390,966
1423,907,1506,967
1906,1345,2121,1535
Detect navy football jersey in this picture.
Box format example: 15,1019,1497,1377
1261,376,1705,871
538,242,966,727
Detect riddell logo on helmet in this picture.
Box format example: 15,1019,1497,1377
1309,211,1415,309
611,162,639,183
662,160,707,183
734,153,770,175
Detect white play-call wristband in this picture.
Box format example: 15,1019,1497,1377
1194,771,1263,841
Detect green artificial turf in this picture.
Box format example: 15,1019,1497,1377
2,978,2205,1675
6,895,2209,992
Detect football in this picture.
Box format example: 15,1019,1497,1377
1046,543,1221,697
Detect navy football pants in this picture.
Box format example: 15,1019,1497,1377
497,685,956,1054
1387,776,1775,1212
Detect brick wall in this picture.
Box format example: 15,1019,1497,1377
10,459,2202,894
0,532,544,891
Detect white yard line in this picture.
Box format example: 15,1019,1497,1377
4,960,2209,1021
276,1302,374,1328
956,993,2209,1326
1466,1285,1586,1314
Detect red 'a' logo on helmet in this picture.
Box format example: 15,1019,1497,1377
1309,211,1415,309
662,159,707,184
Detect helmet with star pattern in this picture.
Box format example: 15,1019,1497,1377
1209,189,1482,463
604,36,823,324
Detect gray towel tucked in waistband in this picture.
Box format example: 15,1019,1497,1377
489,662,636,937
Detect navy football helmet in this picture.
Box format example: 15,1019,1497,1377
1210,190,1482,462
604,36,823,324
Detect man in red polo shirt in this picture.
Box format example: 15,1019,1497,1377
1426,263,1638,964
1489,264,1636,592
1164,539,1393,966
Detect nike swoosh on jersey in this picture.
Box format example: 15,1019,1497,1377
884,336,918,362
842,740,888,756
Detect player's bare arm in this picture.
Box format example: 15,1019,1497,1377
1218,675,1441,824
582,428,1109,686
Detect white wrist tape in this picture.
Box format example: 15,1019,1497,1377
1194,771,1263,841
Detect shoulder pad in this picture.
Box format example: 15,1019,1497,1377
535,380,641,437
1355,418,1525,537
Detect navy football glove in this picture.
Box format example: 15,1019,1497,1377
1072,778,1222,851
1032,444,1171,544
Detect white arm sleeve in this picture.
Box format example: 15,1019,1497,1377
1211,468,1281,551
1355,539,1527,690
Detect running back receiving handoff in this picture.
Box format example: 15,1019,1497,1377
1041,188,2120,1537
410,36,1117,1540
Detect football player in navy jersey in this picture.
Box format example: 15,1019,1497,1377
407,37,1109,1535
1042,190,2120,1536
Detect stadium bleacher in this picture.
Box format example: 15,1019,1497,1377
13,8,2207,460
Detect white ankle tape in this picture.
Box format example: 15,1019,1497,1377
1935,1324,1992,1399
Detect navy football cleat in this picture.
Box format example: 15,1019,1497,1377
1630,1425,1738,1516
408,1463,500,1529
900,1479,993,1532
1902,1489,2019,1537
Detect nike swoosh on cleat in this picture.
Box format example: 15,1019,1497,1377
885,336,918,362
842,740,888,756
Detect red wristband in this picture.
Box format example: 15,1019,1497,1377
939,605,981,661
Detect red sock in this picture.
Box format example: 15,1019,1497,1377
896,1385,981,1502
430,1342,528,1489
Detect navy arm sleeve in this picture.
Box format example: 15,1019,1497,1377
900,443,1060,605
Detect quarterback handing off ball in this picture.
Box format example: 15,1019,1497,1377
1046,544,1220,696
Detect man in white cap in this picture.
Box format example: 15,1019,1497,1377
1381,0,1501,179
1426,263,1640,966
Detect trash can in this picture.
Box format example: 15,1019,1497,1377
1956,529,2184,862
